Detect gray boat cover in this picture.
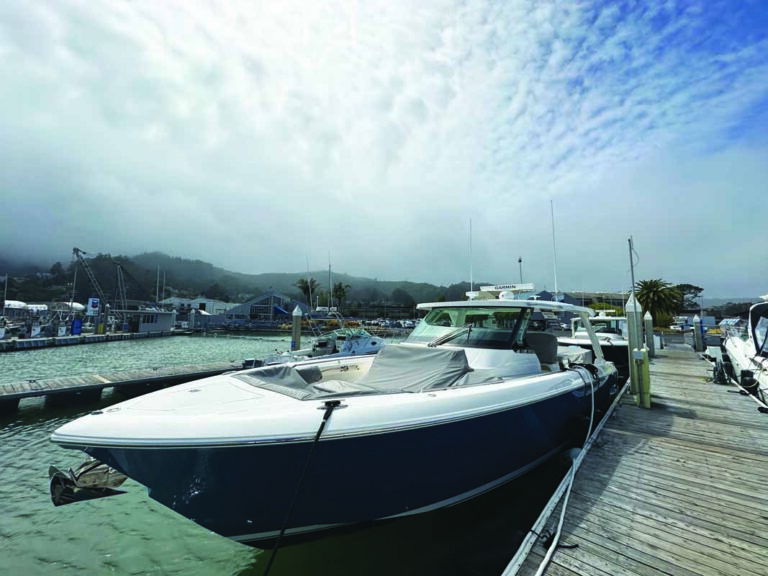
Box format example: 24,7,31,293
358,344,472,392
240,364,317,399
239,343,473,398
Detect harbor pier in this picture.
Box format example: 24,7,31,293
0,361,241,413
507,345,768,576
0,330,179,352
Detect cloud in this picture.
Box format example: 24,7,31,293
0,0,766,297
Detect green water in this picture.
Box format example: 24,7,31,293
0,334,292,386
0,336,566,575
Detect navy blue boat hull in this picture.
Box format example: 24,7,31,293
85,375,615,548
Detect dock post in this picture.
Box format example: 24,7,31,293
693,314,704,352
291,306,302,351
644,311,655,357
625,294,642,396
638,348,651,408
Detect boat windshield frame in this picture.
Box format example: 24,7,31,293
751,304,768,357
405,305,532,350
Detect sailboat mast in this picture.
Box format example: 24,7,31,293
551,200,559,300
2,273,7,316
328,253,333,310
469,219,473,292
628,236,639,318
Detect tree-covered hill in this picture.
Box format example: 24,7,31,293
17,251,481,307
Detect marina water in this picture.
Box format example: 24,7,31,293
0,335,568,575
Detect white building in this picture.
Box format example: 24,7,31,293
160,296,235,315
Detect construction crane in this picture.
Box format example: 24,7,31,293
114,261,156,307
72,247,122,322
72,247,108,308
115,262,129,312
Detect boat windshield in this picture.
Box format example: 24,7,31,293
405,306,531,349
754,316,768,356
573,318,625,337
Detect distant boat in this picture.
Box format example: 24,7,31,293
245,314,385,368
1,300,28,339
50,288,618,548
719,301,768,403
558,313,630,381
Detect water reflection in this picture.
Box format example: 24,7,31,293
232,458,567,576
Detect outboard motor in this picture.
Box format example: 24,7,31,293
49,459,127,506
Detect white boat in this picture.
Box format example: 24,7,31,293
50,289,618,548
307,326,384,357
245,317,385,368
2,300,27,339
558,313,630,381
720,301,768,403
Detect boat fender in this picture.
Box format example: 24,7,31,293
740,370,758,395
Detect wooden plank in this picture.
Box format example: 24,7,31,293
603,416,768,456
556,517,701,576
566,493,768,573
594,444,768,499
584,438,768,503
567,504,724,574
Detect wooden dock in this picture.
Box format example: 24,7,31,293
0,330,178,352
0,361,241,412
507,345,768,576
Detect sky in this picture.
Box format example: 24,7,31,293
1,0,766,298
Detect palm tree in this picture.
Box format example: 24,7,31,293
635,279,680,324
333,282,351,312
294,278,319,305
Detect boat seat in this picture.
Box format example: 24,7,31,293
525,331,560,371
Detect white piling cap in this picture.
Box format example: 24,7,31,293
625,293,639,313
693,314,700,322
644,311,652,319
292,306,302,317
